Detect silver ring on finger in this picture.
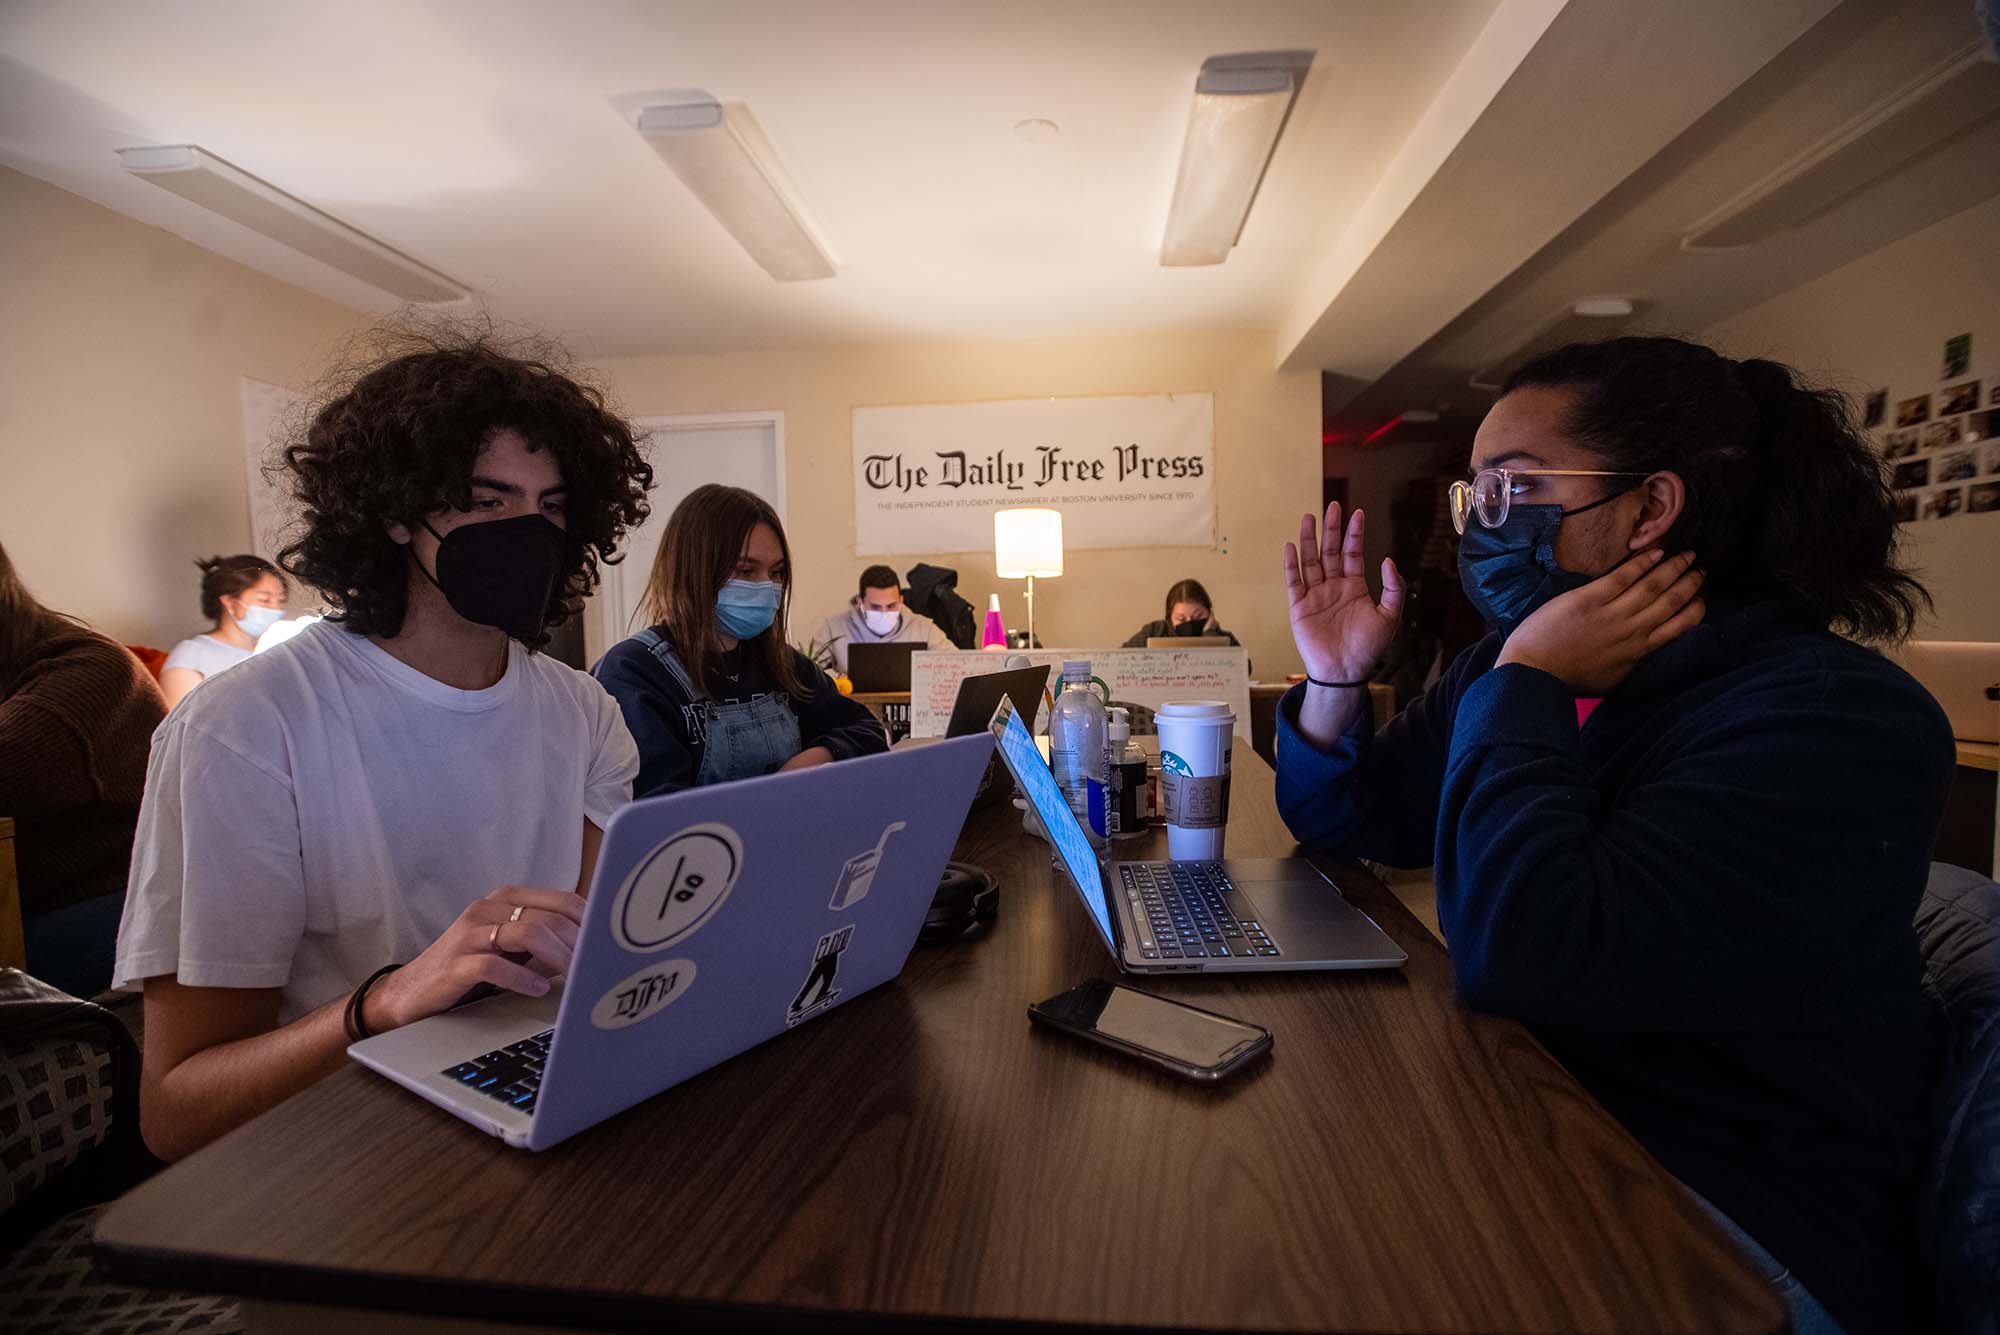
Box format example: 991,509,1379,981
488,922,503,952
508,905,526,924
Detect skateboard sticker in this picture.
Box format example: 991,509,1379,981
611,823,743,953
786,924,856,1027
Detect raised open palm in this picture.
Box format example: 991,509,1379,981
1283,503,1404,684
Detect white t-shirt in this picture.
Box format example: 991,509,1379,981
163,633,252,681
115,619,639,1022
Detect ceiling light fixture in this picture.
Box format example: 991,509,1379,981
637,98,837,282
1682,46,2000,251
1160,53,1308,266
115,145,468,302
1468,298,1645,392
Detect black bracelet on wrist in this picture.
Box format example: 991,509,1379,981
344,963,402,1043
1305,674,1369,689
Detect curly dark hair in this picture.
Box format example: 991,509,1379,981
1503,336,1930,643
194,554,285,622
277,324,652,647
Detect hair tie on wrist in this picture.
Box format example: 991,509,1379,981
1305,674,1368,689
344,963,402,1043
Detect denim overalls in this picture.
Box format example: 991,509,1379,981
633,629,802,784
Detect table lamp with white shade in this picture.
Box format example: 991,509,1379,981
993,507,1063,649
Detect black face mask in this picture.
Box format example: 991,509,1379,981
1170,616,1211,637
418,515,566,639
1456,490,1627,637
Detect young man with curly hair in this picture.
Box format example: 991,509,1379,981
114,334,653,1160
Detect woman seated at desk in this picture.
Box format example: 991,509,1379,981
1123,578,1241,647
594,485,887,798
160,555,289,709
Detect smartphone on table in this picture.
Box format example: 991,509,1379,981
1028,980,1271,1084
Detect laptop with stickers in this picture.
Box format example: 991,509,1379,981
348,733,994,1149
988,698,1405,975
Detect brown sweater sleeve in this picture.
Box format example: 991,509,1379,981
0,632,166,817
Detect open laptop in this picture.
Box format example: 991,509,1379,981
1146,636,1234,649
847,641,922,691
1899,640,2000,743
942,663,1050,739
988,699,1405,974
349,734,994,1150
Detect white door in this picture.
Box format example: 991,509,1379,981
588,412,786,664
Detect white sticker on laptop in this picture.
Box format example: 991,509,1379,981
828,821,906,911
611,823,743,953
592,960,697,1030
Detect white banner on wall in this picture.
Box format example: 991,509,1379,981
852,393,1214,555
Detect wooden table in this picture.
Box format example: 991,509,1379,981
94,759,1782,1334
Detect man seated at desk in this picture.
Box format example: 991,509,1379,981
113,334,649,1160
815,564,951,674
1274,337,1950,1335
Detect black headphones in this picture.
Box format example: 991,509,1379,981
917,861,998,945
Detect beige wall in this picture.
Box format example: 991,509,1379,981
0,167,361,648
1705,194,2000,642
588,335,1321,678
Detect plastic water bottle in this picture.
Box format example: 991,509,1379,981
1048,659,1109,850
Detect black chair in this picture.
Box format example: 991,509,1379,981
0,968,240,1334
1918,861,2000,1335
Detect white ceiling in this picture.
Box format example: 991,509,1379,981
1324,0,2000,438
6,0,1985,395
0,0,1505,356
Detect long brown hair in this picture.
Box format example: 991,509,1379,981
0,540,87,696
639,485,807,699
1163,578,1214,621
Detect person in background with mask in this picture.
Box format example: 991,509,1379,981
1122,578,1241,647
159,555,289,708
1275,337,1949,1335
1,540,165,997
115,331,652,1160
594,484,887,797
815,564,951,673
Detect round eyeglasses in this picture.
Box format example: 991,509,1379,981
1448,468,1649,534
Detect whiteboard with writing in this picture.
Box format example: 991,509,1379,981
909,648,1250,741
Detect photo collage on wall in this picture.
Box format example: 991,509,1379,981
1869,332,2000,524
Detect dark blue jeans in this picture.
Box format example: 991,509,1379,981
1692,1189,1850,1335
23,891,125,999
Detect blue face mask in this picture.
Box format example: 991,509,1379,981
234,605,285,640
715,579,783,639
1457,493,1626,636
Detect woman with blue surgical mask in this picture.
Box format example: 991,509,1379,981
160,555,288,709
593,484,888,796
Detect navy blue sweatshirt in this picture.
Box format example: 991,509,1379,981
593,625,888,799
1275,599,1952,1335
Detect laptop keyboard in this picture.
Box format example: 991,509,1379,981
440,1028,553,1114
1119,862,1280,961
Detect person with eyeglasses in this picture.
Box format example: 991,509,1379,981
1274,337,1951,1335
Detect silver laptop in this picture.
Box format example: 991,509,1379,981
989,699,1405,974
1898,640,2000,743
349,734,995,1149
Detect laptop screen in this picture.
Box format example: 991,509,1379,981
991,703,1117,952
